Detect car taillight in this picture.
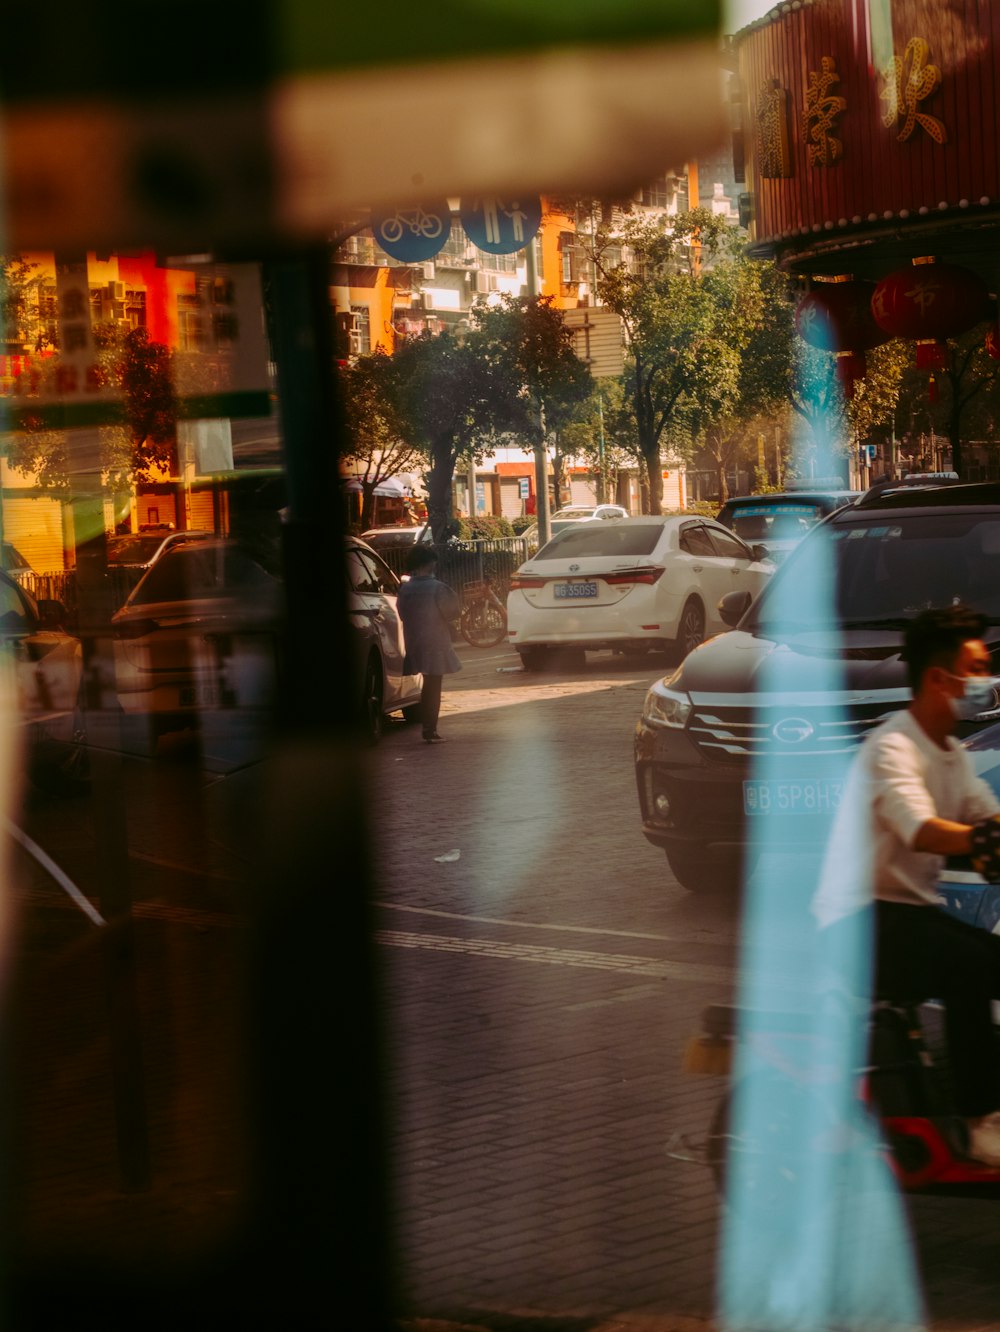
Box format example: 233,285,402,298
509,574,546,590
113,618,160,639
603,566,665,586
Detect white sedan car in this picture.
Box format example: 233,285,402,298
506,516,773,669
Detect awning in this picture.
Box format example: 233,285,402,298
342,474,406,497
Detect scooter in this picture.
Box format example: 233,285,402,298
678,876,1000,1198
681,993,1000,1196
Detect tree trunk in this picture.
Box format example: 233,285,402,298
642,445,663,513
360,483,378,532
946,372,964,477
709,433,728,502
426,445,456,544
637,457,650,514
552,445,567,509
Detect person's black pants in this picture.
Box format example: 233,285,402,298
875,901,1000,1117
420,674,443,737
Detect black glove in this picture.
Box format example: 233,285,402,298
970,815,1000,882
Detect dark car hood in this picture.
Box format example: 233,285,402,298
672,626,990,697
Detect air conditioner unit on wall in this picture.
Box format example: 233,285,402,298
422,261,436,280
475,271,491,295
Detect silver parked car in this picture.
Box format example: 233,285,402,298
348,537,423,742
112,536,422,748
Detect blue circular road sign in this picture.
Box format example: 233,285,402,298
371,201,451,262
460,196,542,255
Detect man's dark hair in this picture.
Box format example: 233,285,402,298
903,604,988,693
405,546,437,574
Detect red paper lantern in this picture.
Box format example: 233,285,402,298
795,281,888,354
871,261,991,342
795,281,889,398
987,324,1000,362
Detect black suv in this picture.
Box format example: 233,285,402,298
635,482,1000,891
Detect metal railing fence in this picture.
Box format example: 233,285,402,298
376,538,529,596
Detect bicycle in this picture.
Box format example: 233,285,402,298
459,579,508,648
376,208,445,245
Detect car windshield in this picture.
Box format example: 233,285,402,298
130,545,277,605
720,502,826,544
1,543,31,571
534,522,664,560
748,512,1000,631
107,535,166,564
362,529,422,548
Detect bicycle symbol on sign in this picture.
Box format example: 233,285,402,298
376,208,445,245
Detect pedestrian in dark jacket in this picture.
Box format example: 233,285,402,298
397,547,461,743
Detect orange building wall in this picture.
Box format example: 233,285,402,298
539,198,582,310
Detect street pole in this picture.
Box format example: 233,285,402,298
597,389,606,503
525,238,550,546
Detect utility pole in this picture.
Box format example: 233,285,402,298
525,239,550,546
597,389,606,503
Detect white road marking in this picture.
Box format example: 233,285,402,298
440,677,647,716
376,899,698,945
377,928,735,985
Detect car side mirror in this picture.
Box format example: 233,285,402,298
719,589,752,628
750,543,770,563
36,598,67,630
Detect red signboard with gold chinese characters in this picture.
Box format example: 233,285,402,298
736,0,1000,260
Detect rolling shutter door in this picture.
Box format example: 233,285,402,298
3,497,66,572
187,489,216,532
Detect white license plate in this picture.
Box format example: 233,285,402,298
743,778,843,815
554,581,598,599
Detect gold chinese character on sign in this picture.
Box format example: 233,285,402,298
756,79,792,179
879,37,947,144
803,56,847,166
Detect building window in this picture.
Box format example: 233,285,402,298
177,294,207,350
436,223,476,267
124,289,147,330
479,249,517,274
638,175,676,209
351,305,371,354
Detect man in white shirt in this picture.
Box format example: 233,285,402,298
813,605,1000,1166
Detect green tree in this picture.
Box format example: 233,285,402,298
339,349,424,529
790,339,908,478
557,380,634,504
934,327,1000,477
680,256,795,501
391,329,518,543
589,207,737,512
0,254,55,353
471,294,592,507
6,324,178,493
391,297,592,542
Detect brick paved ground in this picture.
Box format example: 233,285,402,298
7,640,1000,1330
376,643,1000,1332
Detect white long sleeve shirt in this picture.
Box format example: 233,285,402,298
812,709,1000,929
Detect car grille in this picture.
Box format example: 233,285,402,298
688,699,905,760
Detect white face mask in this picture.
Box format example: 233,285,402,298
945,672,1000,721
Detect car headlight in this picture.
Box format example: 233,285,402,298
642,684,692,729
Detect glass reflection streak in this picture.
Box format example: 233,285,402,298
718,518,925,1329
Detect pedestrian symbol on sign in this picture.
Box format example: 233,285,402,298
461,196,542,255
